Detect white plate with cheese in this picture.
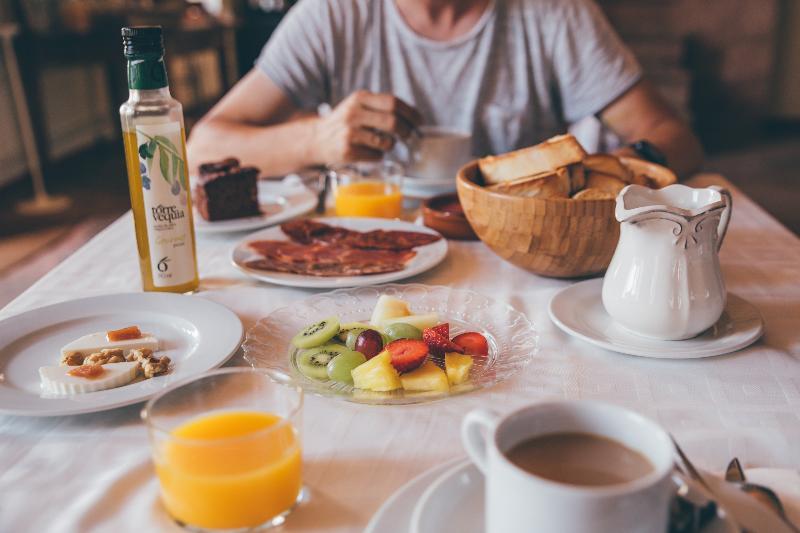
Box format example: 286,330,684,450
0,293,243,416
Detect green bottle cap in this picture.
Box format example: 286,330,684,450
121,26,164,59
122,26,168,90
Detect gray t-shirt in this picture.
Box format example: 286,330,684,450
256,0,641,157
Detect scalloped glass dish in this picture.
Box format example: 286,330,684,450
243,284,538,405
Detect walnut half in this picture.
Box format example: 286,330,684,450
126,348,153,364
60,351,85,366
84,348,125,365
142,356,171,379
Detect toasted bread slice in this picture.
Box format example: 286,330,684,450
566,163,586,194
585,172,627,196
631,173,656,188
583,154,632,183
478,134,587,185
572,188,616,200
487,168,570,199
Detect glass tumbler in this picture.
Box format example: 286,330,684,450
331,160,404,218
142,368,304,531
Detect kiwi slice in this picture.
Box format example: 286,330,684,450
296,344,351,380
337,322,371,342
292,317,340,349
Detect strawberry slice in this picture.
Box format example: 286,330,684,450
423,327,464,356
430,323,449,339
452,332,489,356
385,339,429,373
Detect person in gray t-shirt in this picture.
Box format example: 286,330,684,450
188,0,702,178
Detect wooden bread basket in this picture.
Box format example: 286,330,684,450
456,157,677,278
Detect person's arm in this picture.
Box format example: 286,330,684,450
599,79,703,179
542,0,702,178
187,70,421,175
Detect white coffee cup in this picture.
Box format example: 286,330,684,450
405,126,472,181
461,400,676,533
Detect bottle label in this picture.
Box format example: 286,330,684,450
135,122,196,287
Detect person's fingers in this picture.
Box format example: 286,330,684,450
349,127,395,152
343,144,383,162
351,107,412,138
355,91,423,130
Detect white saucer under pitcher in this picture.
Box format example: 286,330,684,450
549,279,763,359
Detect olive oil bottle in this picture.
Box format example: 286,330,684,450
120,27,199,292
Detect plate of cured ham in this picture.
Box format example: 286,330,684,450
231,218,448,288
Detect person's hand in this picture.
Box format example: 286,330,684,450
309,90,422,165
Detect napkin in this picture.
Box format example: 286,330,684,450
745,468,800,526
699,467,800,532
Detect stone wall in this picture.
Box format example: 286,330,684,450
598,0,780,150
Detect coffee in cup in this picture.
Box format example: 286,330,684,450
506,432,655,486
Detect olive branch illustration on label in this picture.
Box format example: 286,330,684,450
138,133,187,196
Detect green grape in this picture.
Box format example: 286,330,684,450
345,328,368,350
327,350,367,384
383,323,423,342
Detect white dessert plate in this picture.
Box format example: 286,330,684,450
409,460,747,533
193,177,317,234
231,217,448,289
548,279,764,359
0,293,243,416
243,283,537,405
365,458,465,533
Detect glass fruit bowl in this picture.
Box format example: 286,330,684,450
242,284,538,405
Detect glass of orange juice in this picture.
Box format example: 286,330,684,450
331,161,404,218
142,368,304,531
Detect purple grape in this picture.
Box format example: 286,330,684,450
354,329,383,360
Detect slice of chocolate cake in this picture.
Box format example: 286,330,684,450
194,158,261,221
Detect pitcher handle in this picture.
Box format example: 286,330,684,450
709,186,732,251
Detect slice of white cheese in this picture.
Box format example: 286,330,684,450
39,362,140,395
60,332,159,357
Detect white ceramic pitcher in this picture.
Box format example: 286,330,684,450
602,184,732,340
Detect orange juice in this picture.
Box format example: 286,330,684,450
155,410,301,530
335,180,403,218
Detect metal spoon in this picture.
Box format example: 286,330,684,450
725,458,800,532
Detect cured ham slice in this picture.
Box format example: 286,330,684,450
244,220,440,277
246,241,416,277
279,220,441,250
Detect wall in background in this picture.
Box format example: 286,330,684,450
0,60,26,184
0,57,115,186
598,0,780,150
39,64,115,158
774,0,800,117
0,46,221,187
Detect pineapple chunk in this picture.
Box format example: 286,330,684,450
351,351,401,392
380,312,440,331
400,361,450,393
445,353,473,386
370,296,411,325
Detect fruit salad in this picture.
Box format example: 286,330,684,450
288,295,489,395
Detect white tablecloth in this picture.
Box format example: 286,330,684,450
2,175,799,532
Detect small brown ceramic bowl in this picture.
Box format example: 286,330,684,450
422,193,479,240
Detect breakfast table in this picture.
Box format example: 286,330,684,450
1,174,799,532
